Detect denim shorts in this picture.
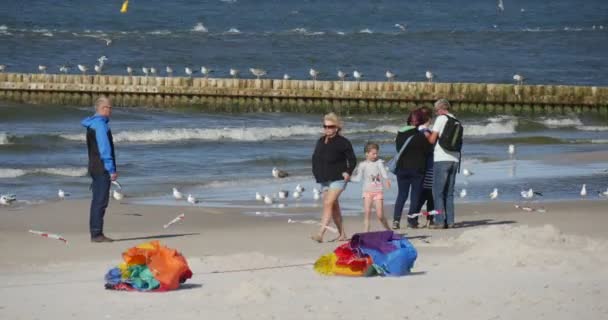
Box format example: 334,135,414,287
320,180,347,192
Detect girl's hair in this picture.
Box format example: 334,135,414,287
407,109,426,127
323,112,342,129
364,142,379,153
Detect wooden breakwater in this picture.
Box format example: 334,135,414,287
0,72,607,115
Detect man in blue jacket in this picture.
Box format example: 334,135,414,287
82,96,117,242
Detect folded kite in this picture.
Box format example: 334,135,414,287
104,241,193,291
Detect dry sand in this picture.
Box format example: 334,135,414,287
1,199,607,320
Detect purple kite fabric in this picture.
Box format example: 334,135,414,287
350,231,399,253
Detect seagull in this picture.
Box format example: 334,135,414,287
272,167,289,178
353,70,363,81
313,188,321,201
165,66,173,76
250,68,267,79
0,65,6,72
283,74,290,80
513,74,524,85
112,189,124,201
462,168,474,177
292,190,302,200
255,192,263,201
490,188,499,200
508,144,516,156
201,66,212,78
187,194,197,205
103,38,112,46
521,188,543,199
394,23,407,32
580,184,587,197
142,67,149,77
94,64,103,74
263,195,273,205
337,70,348,81
150,67,157,76
126,66,133,76
185,67,193,77
497,0,505,12
78,64,88,75
97,56,108,66
459,189,467,198
172,188,183,200
425,70,434,82
59,65,69,74
278,190,289,199
229,68,239,78
295,184,305,193
598,188,608,198
385,70,396,82
0,194,17,205
309,68,319,81
58,189,69,200
38,65,47,74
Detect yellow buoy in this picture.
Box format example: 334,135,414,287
120,0,129,13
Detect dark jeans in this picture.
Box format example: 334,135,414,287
432,161,458,226
90,173,111,238
414,188,435,223
393,168,424,226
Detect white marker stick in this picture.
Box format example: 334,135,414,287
29,230,68,244
163,213,185,229
407,210,443,219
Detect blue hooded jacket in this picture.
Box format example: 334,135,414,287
81,115,116,174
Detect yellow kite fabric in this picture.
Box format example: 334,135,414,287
120,0,129,13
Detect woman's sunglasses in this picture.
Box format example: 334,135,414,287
323,125,337,129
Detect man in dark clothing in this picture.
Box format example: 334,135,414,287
82,96,117,242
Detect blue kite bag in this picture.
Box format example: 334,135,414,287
360,238,418,276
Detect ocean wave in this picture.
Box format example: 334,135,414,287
61,125,323,143
225,28,241,34
464,120,517,136
359,28,373,34
0,167,87,178
537,117,583,128
191,22,208,33
576,126,608,131
590,139,608,144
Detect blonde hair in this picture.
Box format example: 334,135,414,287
323,112,342,129
94,95,112,112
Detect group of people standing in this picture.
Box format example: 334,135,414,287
312,99,462,242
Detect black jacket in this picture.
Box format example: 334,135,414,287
85,127,116,176
312,135,357,183
395,127,432,173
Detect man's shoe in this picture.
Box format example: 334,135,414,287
91,235,114,243
392,221,400,230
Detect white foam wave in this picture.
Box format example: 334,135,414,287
591,139,608,144
359,28,373,34
148,30,172,35
62,126,323,143
0,167,87,178
576,126,608,131
0,25,7,31
192,23,208,33
464,120,517,136
538,117,583,128
0,132,12,145
226,28,241,34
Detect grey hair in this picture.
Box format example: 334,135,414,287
94,95,111,111
434,98,451,110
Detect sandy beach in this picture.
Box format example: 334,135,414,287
1,199,607,320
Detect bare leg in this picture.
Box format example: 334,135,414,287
312,188,342,242
375,199,391,230
330,197,348,241
363,196,373,232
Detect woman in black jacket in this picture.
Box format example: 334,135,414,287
311,112,356,243
393,109,432,229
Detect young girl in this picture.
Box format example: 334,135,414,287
350,142,391,232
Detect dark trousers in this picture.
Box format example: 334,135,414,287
90,173,111,238
393,168,424,226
